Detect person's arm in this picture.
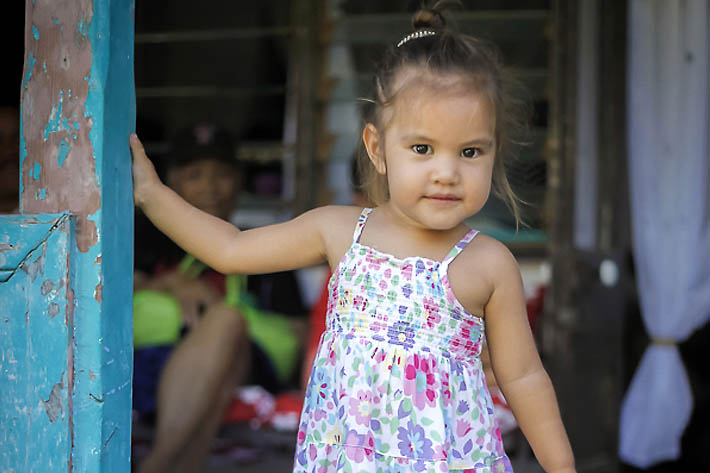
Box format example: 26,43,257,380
482,243,575,473
131,134,333,275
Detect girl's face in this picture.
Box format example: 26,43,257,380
168,158,239,220
364,77,496,232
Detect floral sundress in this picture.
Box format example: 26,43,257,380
294,208,513,473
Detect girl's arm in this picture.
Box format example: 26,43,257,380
481,242,576,473
130,134,335,274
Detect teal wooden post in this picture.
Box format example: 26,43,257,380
1,212,77,471
1,0,135,471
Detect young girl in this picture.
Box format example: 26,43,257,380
131,6,575,473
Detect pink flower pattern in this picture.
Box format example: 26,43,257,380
403,354,439,410
294,209,513,473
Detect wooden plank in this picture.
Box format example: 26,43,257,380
332,10,549,45
18,0,136,471
544,1,627,470
136,85,286,99
327,68,548,103
282,0,322,211
134,26,294,44
0,213,74,473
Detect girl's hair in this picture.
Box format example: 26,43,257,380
358,1,530,226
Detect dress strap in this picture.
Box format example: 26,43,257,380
352,207,373,243
440,227,479,271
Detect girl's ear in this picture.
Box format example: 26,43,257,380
362,123,387,175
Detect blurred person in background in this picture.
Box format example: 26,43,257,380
133,123,305,473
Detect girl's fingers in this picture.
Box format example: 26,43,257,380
130,133,160,206
129,133,146,157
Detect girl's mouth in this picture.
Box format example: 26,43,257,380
425,194,460,201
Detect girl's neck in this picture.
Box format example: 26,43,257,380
363,204,471,261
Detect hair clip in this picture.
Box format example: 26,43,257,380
396,30,436,48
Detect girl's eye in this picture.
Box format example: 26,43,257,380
461,147,480,159
411,144,431,155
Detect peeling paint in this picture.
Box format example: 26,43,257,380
94,281,102,303
65,285,74,329
31,162,41,180
78,19,88,37
44,90,69,140
57,139,71,166
104,379,130,397
38,188,47,200
20,241,47,282
32,25,40,40
48,302,61,318
21,6,102,254
41,279,55,296
43,381,64,422
13,2,136,471
22,53,36,89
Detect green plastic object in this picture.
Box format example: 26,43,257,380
133,290,182,349
223,269,300,383
238,303,301,383
181,255,301,383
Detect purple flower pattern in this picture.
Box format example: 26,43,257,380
294,209,513,473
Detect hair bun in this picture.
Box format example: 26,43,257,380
412,8,446,30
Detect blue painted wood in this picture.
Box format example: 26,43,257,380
72,3,136,472
4,0,136,471
0,213,75,472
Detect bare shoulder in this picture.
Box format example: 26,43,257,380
307,205,363,238
448,232,522,316
306,204,362,224
308,205,366,268
463,233,521,283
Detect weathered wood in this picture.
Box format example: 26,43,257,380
597,0,629,253
1,213,75,473
282,0,323,212
545,1,628,471
4,0,136,471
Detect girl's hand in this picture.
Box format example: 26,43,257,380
129,134,162,208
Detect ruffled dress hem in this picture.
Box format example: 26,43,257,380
294,441,514,473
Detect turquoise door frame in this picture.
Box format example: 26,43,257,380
1,213,76,471
1,1,136,472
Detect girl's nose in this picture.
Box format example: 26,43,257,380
432,155,459,184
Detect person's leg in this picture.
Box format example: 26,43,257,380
137,304,249,473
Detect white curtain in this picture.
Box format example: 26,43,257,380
621,0,710,468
